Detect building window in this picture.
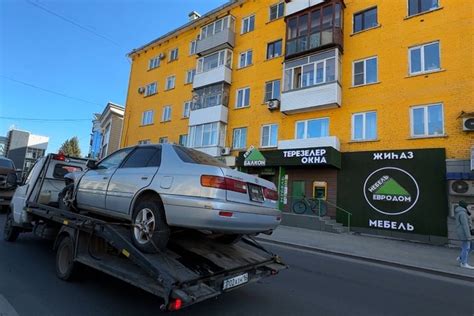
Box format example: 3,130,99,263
158,137,168,144
241,15,255,34
265,80,281,101
189,122,220,148
185,69,196,84
193,83,229,110
408,0,439,16
138,139,151,144
141,110,154,126
269,2,284,21
179,134,188,146
162,106,171,122
189,40,197,55
261,124,278,147
232,128,247,149
410,103,444,137
239,50,253,68
296,118,329,139
352,112,377,141
183,101,191,118
353,57,377,86
169,48,179,62
236,87,250,108
409,41,440,75
353,7,378,33
165,75,176,90
145,82,157,96
148,56,160,70
197,49,233,73
284,55,336,91
266,39,282,59
200,15,235,40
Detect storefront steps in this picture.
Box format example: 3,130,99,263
281,213,349,234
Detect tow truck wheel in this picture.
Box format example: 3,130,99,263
3,210,20,242
56,236,77,281
131,197,170,253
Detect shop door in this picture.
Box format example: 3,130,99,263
292,180,305,199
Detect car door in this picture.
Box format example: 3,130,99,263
76,148,133,210
105,146,161,215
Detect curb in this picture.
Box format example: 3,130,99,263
256,237,474,282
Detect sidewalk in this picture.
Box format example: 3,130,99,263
257,225,474,281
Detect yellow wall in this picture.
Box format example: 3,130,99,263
122,0,473,159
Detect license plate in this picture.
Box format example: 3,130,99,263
223,273,248,290
248,184,264,202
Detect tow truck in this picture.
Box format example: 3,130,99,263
3,153,286,311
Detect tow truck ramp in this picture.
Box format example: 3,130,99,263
24,202,287,311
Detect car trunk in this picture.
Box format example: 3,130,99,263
219,168,277,209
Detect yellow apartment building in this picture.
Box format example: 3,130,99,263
121,0,473,243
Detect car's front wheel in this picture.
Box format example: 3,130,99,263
131,197,170,253
58,184,74,212
3,210,20,242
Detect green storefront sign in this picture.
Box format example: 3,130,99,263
337,148,447,237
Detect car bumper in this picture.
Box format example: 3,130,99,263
0,189,15,206
162,194,282,234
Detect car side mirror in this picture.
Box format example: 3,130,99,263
86,160,97,169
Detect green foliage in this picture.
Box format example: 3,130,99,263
59,136,81,157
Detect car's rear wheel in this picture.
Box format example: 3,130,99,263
215,234,242,244
131,197,170,253
3,210,20,242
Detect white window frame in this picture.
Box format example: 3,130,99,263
179,134,188,146
408,41,440,75
158,137,168,144
352,56,378,86
189,40,197,55
260,124,278,148
148,56,160,70
138,139,151,144
162,106,172,122
145,82,157,96
183,101,191,118
295,118,330,139
283,56,336,91
241,15,255,34
169,48,179,61
265,79,281,101
196,49,233,74
165,75,176,90
200,16,235,40
351,111,377,141
141,110,154,126
185,69,196,84
235,87,251,108
410,103,444,137
232,127,247,149
238,50,253,68
188,122,220,148
269,2,284,21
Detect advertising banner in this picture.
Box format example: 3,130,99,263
337,149,447,236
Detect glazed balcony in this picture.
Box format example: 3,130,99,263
196,27,235,56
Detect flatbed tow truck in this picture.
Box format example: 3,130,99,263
3,153,287,311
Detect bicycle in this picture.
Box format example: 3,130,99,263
292,195,327,217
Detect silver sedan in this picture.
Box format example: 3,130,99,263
62,144,281,253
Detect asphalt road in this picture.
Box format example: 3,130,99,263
0,213,472,316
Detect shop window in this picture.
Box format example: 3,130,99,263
292,180,305,199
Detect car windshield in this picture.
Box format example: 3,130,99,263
0,159,14,169
173,145,228,168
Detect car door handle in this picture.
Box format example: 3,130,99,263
141,176,148,180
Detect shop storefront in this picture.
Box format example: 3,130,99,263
236,146,341,217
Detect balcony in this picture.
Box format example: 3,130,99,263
196,28,235,56
189,104,228,126
278,136,340,151
281,82,341,113
286,27,342,58
285,0,326,16
193,66,232,89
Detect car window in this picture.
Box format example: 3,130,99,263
0,159,14,169
53,164,83,179
121,147,161,168
173,145,228,168
97,148,133,169
24,160,39,184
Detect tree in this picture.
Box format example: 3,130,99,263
59,137,81,157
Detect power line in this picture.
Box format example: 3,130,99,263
25,0,123,48
0,75,102,107
0,116,91,122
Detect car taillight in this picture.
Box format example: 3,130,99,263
52,153,66,161
263,188,278,201
200,175,247,193
168,298,182,311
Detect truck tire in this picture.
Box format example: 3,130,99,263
131,197,170,253
3,211,20,242
56,235,78,281
58,184,74,212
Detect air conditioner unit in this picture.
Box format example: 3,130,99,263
220,147,231,156
266,99,280,110
463,117,474,131
137,87,145,94
448,180,474,196
158,53,165,59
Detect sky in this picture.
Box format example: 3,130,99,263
0,0,224,155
